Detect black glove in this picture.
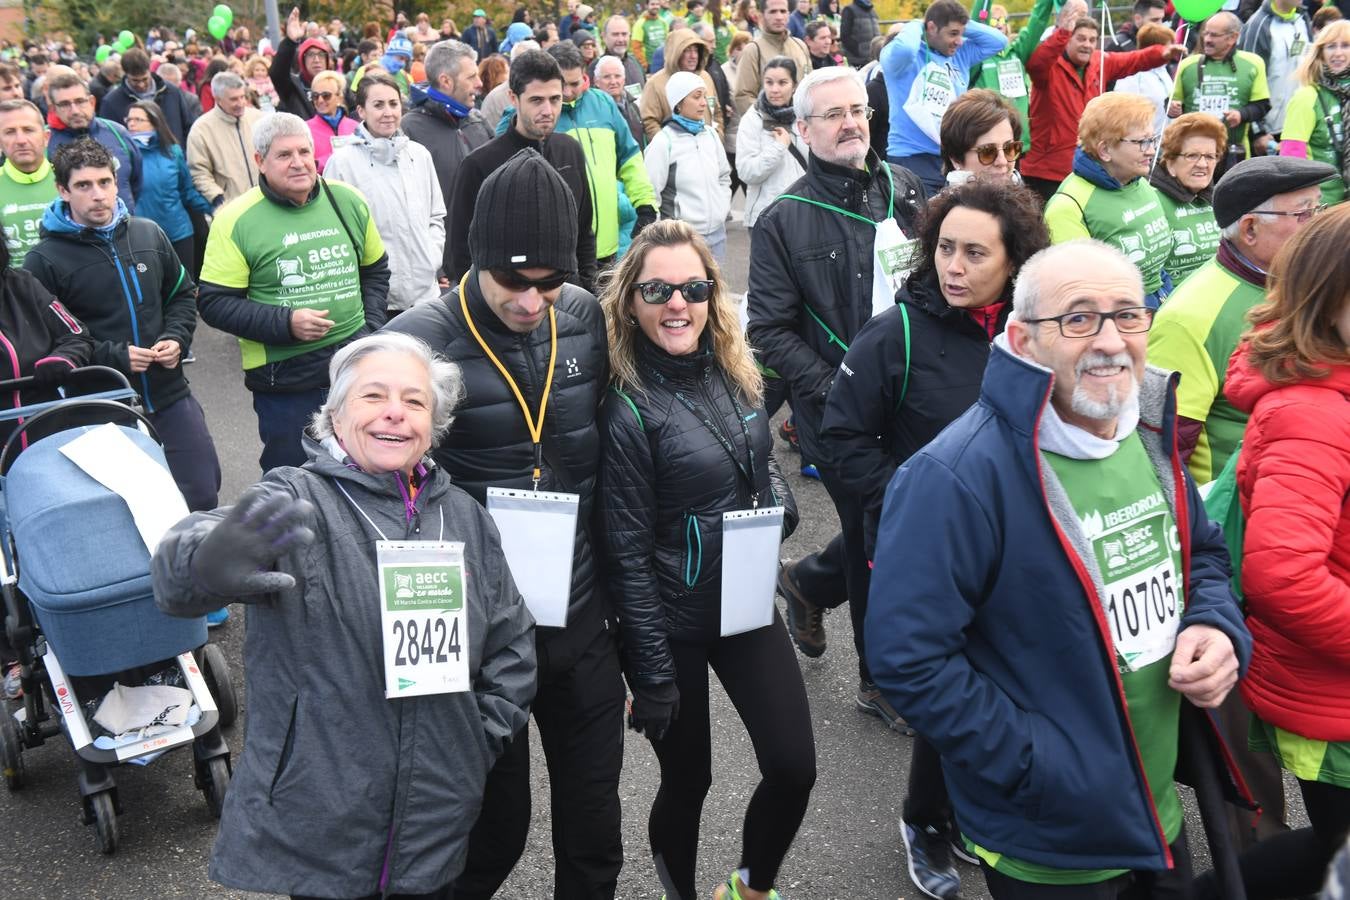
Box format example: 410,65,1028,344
628,682,680,742
32,357,73,386
632,206,657,239
190,484,316,598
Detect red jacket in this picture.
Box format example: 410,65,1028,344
1022,29,1167,182
1226,344,1350,741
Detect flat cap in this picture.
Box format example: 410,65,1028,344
1212,156,1337,229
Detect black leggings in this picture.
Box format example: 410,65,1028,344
649,614,817,899
1194,778,1350,899
903,735,953,830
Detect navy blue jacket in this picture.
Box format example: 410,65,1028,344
47,118,143,214
865,344,1252,872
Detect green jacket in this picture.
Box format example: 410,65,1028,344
1279,82,1345,206
969,0,1054,154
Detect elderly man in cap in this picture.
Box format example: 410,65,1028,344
385,148,621,900
1148,154,1335,851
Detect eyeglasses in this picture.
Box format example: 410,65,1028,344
634,279,715,304
489,268,570,292
804,104,873,125
973,139,1023,165
53,96,92,110
1118,135,1160,150
309,90,337,101
1025,306,1156,338
1252,204,1329,224
1177,151,1219,164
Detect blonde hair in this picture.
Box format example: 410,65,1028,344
1298,19,1350,86
310,69,346,95
245,55,270,78
599,220,763,406
1078,92,1157,157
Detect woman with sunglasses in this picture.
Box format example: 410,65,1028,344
1044,92,1175,308
124,100,215,273
1150,112,1227,286
1279,19,1350,207
938,88,1023,186
305,69,357,173
819,178,1048,900
736,56,808,228
596,220,811,900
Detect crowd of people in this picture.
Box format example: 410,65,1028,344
3,0,1350,898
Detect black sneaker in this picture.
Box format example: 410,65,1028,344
901,820,961,899
777,561,825,658
856,680,915,735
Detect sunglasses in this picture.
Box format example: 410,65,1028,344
634,279,715,304
973,140,1023,165
309,90,337,101
489,268,570,292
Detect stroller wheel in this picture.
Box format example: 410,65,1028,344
202,755,230,819
200,643,237,729
0,715,23,790
89,791,118,854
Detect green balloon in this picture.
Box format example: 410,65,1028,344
208,15,229,41
95,45,112,63
118,30,134,47
1172,0,1224,22
213,4,234,27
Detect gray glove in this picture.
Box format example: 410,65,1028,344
190,484,316,597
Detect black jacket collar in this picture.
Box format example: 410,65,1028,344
260,174,321,208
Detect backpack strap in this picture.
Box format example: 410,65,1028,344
895,303,911,411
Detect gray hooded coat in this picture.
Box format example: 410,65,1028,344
152,439,536,897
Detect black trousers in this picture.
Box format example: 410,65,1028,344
1194,778,1350,899
648,614,816,899
791,468,871,682
903,735,952,830
453,611,626,900
148,394,221,512
171,234,196,276
984,829,1193,899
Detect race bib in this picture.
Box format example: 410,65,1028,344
1091,510,1184,673
902,61,956,144
872,217,917,316
997,58,1026,98
1197,79,1233,118
1289,37,1306,58
378,540,471,698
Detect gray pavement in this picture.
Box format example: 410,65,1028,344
0,216,1300,900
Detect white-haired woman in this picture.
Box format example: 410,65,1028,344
596,220,811,900
151,332,536,900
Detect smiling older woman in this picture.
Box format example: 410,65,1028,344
151,332,536,900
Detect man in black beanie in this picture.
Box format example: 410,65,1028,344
446,49,598,292
384,148,622,900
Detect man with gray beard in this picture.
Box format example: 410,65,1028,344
866,239,1251,898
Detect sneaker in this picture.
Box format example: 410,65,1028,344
945,822,978,864
206,607,230,628
2,663,21,701
777,561,825,658
713,873,782,900
900,821,961,899
778,417,800,452
182,350,197,364
799,462,820,480
856,680,915,735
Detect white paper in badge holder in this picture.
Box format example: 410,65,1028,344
720,507,785,637
58,423,190,555
486,487,579,628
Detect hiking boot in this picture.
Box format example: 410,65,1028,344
901,821,961,899
713,873,783,900
856,680,915,735
778,417,800,452
777,561,825,658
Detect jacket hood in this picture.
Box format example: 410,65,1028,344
40,196,130,240
348,122,410,165
297,38,336,86
302,432,444,504
663,28,711,75
1223,338,1350,415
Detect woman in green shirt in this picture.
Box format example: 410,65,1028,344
1149,112,1226,287
1279,19,1350,206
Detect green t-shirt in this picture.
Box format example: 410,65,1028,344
0,159,57,267
972,433,1186,885
969,0,1054,154
200,181,385,370
1147,257,1263,484
1173,52,1271,156
1280,83,1345,206
1155,191,1221,287
1250,716,1350,789
636,13,669,66
1044,173,1173,295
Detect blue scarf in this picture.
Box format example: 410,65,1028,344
426,86,471,119
672,112,705,134
319,109,345,131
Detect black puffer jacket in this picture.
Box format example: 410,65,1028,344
597,337,798,686
819,269,1009,558
384,273,608,671
746,149,924,464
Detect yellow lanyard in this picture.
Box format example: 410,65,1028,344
458,272,558,489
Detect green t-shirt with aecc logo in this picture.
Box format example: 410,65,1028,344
971,432,1186,885
1044,174,1173,295
1280,82,1345,207
0,159,56,267
1250,717,1350,789
200,180,385,370
1155,191,1221,287
1173,51,1271,155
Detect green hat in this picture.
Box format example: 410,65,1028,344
473,8,487,16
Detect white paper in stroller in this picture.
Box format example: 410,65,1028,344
57,423,189,554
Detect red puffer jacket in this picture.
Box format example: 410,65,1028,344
1022,28,1167,182
1226,343,1350,741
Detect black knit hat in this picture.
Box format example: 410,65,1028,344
469,149,578,274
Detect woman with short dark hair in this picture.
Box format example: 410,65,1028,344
938,87,1023,185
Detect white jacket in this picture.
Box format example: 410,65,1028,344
735,107,808,228
645,120,732,236
324,125,446,310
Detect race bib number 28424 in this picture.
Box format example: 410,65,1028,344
378,540,471,699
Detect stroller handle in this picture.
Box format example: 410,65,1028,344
0,399,161,477
0,365,134,395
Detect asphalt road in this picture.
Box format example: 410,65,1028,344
0,214,1305,900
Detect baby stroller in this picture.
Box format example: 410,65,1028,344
0,367,236,853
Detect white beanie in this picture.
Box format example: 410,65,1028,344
665,71,705,114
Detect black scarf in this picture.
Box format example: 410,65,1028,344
1316,71,1350,186
755,91,796,129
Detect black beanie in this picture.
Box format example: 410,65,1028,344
469,149,578,274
